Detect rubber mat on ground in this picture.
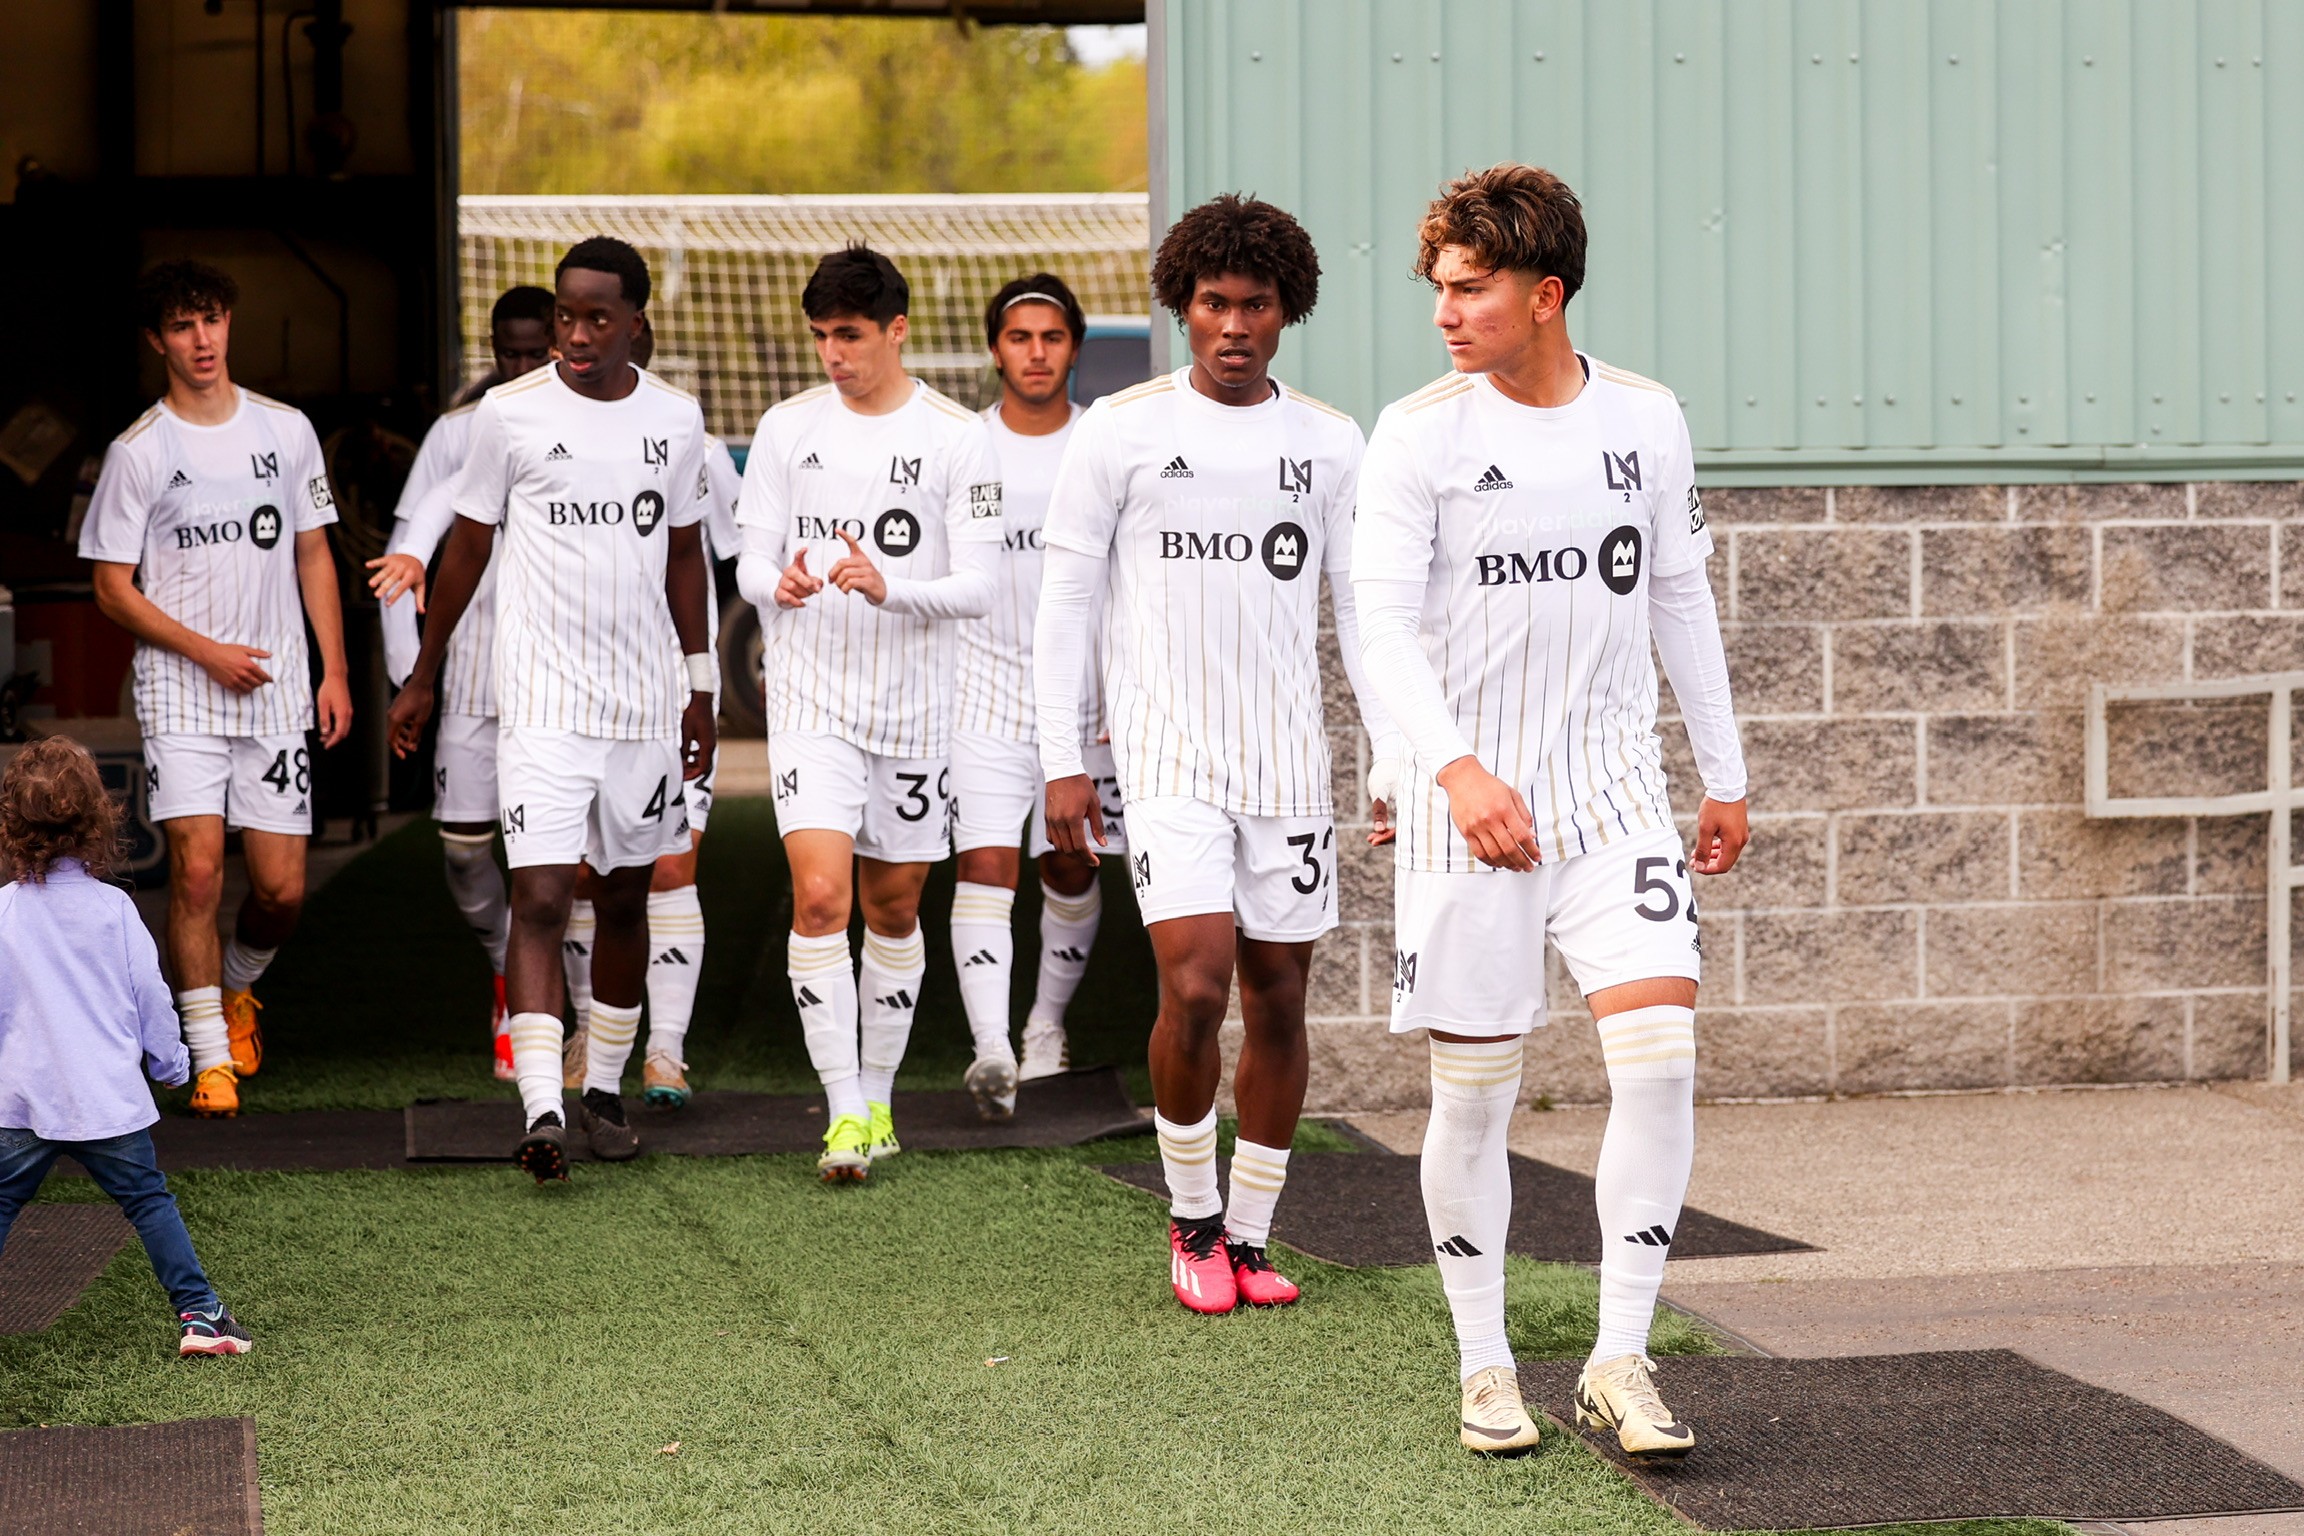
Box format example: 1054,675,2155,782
0,1417,262,1535
131,1109,407,1171
0,1205,132,1334
1520,1350,2304,1529
1097,1151,1811,1267
405,1066,1146,1161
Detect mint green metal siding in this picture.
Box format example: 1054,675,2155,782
1162,0,2304,484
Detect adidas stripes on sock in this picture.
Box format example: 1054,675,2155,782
440,830,510,974
583,1000,642,1096
951,882,1017,1062
219,938,276,994
1591,1006,1697,1364
857,925,926,1106
562,899,596,1034
507,1011,566,1126
1225,1139,1291,1248
177,987,230,1073
789,930,861,1117
645,886,705,1065
1423,1034,1523,1381
1154,1107,1222,1221
1031,879,1101,1026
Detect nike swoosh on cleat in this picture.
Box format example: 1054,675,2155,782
1461,1420,1529,1441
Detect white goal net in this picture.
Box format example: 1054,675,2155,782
457,194,1152,438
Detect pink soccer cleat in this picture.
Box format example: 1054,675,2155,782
1226,1239,1301,1307
490,974,515,1081
1168,1217,1238,1315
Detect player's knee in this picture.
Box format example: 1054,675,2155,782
171,854,225,912
791,873,850,934
509,883,573,932
248,869,306,918
1160,968,1232,1030
953,848,1013,889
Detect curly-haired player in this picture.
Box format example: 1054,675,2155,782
1034,195,1399,1313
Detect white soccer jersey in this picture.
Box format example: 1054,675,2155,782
739,380,1000,758
958,404,1104,743
1354,358,1713,871
452,364,711,741
78,390,337,737
1042,367,1364,817
388,401,499,717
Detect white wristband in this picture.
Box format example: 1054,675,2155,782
684,653,716,693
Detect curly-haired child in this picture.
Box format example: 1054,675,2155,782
0,736,252,1355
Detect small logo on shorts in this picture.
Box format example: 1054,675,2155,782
1131,850,1151,892
502,804,525,835
1393,949,1419,1000
776,767,798,799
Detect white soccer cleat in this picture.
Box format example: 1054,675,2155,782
964,1053,1019,1121
1575,1353,1695,1461
1018,1016,1068,1081
1458,1365,1542,1454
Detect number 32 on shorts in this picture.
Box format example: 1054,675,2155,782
1288,825,1335,909
1632,855,1699,949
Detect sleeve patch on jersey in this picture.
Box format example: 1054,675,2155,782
1687,484,1705,535
969,482,1002,518
309,475,335,511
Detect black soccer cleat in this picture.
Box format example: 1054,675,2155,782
516,1111,570,1183
577,1089,641,1162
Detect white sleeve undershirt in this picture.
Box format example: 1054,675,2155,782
1354,577,1478,771
1033,545,1102,782
877,539,996,620
1648,561,1747,803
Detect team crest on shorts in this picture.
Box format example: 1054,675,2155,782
632,489,666,536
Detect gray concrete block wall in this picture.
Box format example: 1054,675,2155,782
1282,482,2304,1112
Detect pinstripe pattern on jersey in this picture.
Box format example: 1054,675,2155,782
77,391,336,738
1051,369,1361,818
742,380,997,759
460,365,709,741
1359,363,1706,874
394,404,500,718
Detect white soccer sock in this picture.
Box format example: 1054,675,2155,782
645,886,705,1065
1224,1139,1292,1248
440,831,510,974
219,938,276,993
562,899,596,1033
1030,879,1101,1025
1154,1107,1222,1221
1423,1035,1523,1381
177,987,230,1073
857,925,926,1105
950,882,1017,1061
1590,1005,1698,1364
507,1011,566,1126
789,930,862,1116
583,1000,642,1096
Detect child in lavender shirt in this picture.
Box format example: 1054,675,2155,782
0,737,251,1355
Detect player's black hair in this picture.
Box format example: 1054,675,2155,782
983,272,1086,349
556,236,651,308
802,245,909,326
135,258,239,334
1150,194,1321,325
490,284,555,330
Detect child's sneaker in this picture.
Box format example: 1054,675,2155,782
178,1304,253,1357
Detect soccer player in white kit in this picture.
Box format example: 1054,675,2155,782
1035,196,1399,1314
364,284,556,1081
387,238,717,1180
733,247,1001,1181
81,259,353,1119
949,272,1124,1120
1352,166,1750,1457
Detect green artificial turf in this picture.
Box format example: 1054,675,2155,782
51,807,2076,1534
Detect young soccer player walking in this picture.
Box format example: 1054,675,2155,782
1035,196,1399,1314
80,260,353,1118
734,246,1001,1180
0,737,252,1356
1353,165,1749,1456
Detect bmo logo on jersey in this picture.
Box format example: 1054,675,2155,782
248,504,283,550
1157,521,1310,581
874,508,920,557
632,489,666,537
1475,525,1644,594
548,500,626,526
1260,520,1309,580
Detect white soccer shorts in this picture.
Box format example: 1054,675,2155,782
1123,795,1337,942
1388,824,1702,1036
685,744,718,835
495,726,689,872
143,732,312,834
951,731,1126,859
432,713,499,825
767,730,952,864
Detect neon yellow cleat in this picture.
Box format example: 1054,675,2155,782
865,1100,901,1163
818,1113,871,1182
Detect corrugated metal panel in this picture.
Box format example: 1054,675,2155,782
1164,0,2304,483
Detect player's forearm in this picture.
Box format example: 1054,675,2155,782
1326,568,1402,762
295,531,349,678
1032,546,1101,780
734,524,786,618
89,563,215,662
389,484,458,561
1649,561,1747,802
407,517,492,684
1354,577,1479,771
878,543,996,619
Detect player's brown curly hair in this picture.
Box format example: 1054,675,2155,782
1413,163,1587,304
1151,194,1321,324
0,737,123,884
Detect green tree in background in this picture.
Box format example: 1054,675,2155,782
459,14,1147,195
